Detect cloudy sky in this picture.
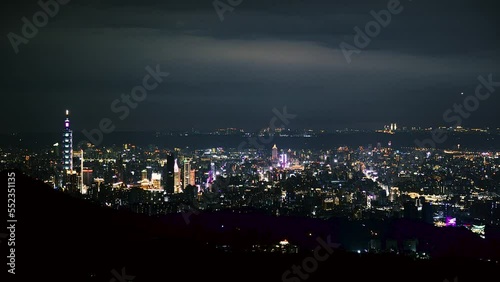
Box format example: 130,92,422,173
1,0,499,133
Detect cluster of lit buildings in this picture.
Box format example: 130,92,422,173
1,111,499,247
55,110,201,196
376,123,398,134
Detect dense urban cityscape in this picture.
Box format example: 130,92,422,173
2,111,499,260
2,0,499,280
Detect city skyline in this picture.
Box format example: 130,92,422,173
1,87,498,282
1,0,499,281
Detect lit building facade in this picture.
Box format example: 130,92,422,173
72,149,84,193
272,144,278,161
211,162,216,181
82,168,93,186
151,172,162,189
183,158,192,190
189,169,196,186
174,159,181,193
62,110,73,171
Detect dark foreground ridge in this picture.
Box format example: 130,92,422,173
1,170,498,282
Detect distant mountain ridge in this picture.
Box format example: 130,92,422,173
1,131,499,150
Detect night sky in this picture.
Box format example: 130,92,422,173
1,0,499,133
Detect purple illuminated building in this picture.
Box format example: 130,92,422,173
446,217,457,227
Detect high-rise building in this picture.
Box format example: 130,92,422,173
183,158,192,190
189,169,196,186
422,202,433,224
174,159,181,193
420,197,433,224
211,162,216,181
272,144,278,161
151,172,162,189
66,170,79,194
82,168,93,186
162,153,175,193
279,153,288,168
62,110,73,171
140,169,149,189
73,149,84,193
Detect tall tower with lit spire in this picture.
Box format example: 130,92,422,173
62,110,73,172
272,144,278,161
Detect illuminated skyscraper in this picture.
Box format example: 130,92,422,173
206,163,215,190
82,168,93,186
279,153,288,168
272,144,278,161
73,149,84,193
189,169,196,186
211,162,216,181
62,110,73,171
183,158,192,190
151,172,162,189
174,159,181,193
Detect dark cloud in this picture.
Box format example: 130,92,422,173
1,0,499,132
